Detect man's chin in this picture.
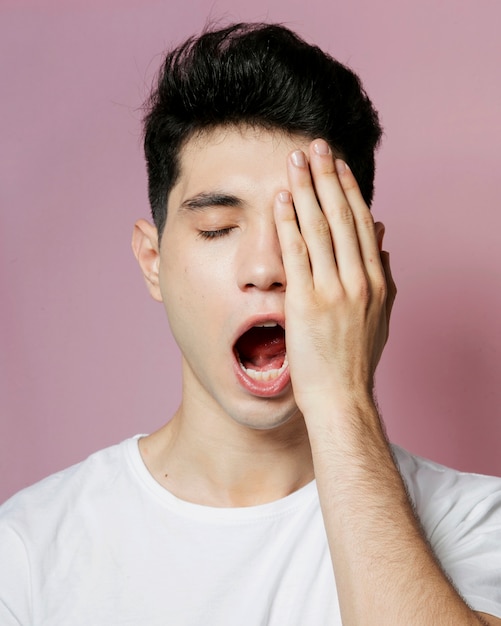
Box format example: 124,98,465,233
228,403,304,433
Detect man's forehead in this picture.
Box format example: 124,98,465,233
168,125,311,210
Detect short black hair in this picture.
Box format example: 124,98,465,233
143,22,383,237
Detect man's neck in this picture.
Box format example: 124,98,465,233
138,407,314,508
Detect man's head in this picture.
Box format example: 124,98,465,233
143,22,382,238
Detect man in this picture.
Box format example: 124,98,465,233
1,22,500,625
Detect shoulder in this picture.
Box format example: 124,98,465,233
392,444,501,551
392,444,501,508
0,436,141,533
0,436,144,624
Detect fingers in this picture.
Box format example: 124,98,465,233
276,138,386,298
278,149,338,291
332,156,384,285
274,190,314,296
305,142,366,290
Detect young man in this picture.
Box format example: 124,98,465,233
1,23,500,625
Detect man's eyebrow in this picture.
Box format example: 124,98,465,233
178,192,245,212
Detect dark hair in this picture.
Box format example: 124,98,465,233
143,22,383,237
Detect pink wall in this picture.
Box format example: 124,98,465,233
1,0,500,502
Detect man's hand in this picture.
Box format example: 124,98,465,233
274,138,396,417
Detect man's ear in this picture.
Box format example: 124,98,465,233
131,219,163,303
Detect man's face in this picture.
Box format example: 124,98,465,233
156,126,312,431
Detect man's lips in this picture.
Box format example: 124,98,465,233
232,314,290,397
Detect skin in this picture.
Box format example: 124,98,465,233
132,126,500,625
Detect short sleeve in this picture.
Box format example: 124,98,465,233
393,445,501,618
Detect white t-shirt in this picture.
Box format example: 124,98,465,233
0,436,500,625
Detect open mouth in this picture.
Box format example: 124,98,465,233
234,322,287,382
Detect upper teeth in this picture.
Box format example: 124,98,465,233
255,322,278,328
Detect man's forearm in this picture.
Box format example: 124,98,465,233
307,395,487,626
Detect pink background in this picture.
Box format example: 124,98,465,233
1,0,500,503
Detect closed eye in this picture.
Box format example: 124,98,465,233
198,227,235,240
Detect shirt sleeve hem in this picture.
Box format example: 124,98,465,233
466,595,501,619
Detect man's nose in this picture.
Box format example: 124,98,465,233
236,223,286,292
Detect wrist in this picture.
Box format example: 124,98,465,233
299,387,378,426
301,391,388,452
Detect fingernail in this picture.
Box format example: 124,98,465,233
291,150,307,168
278,191,291,203
335,159,349,175
313,140,331,156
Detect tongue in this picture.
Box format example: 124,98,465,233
236,326,286,371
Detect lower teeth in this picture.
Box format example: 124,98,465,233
239,355,288,381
